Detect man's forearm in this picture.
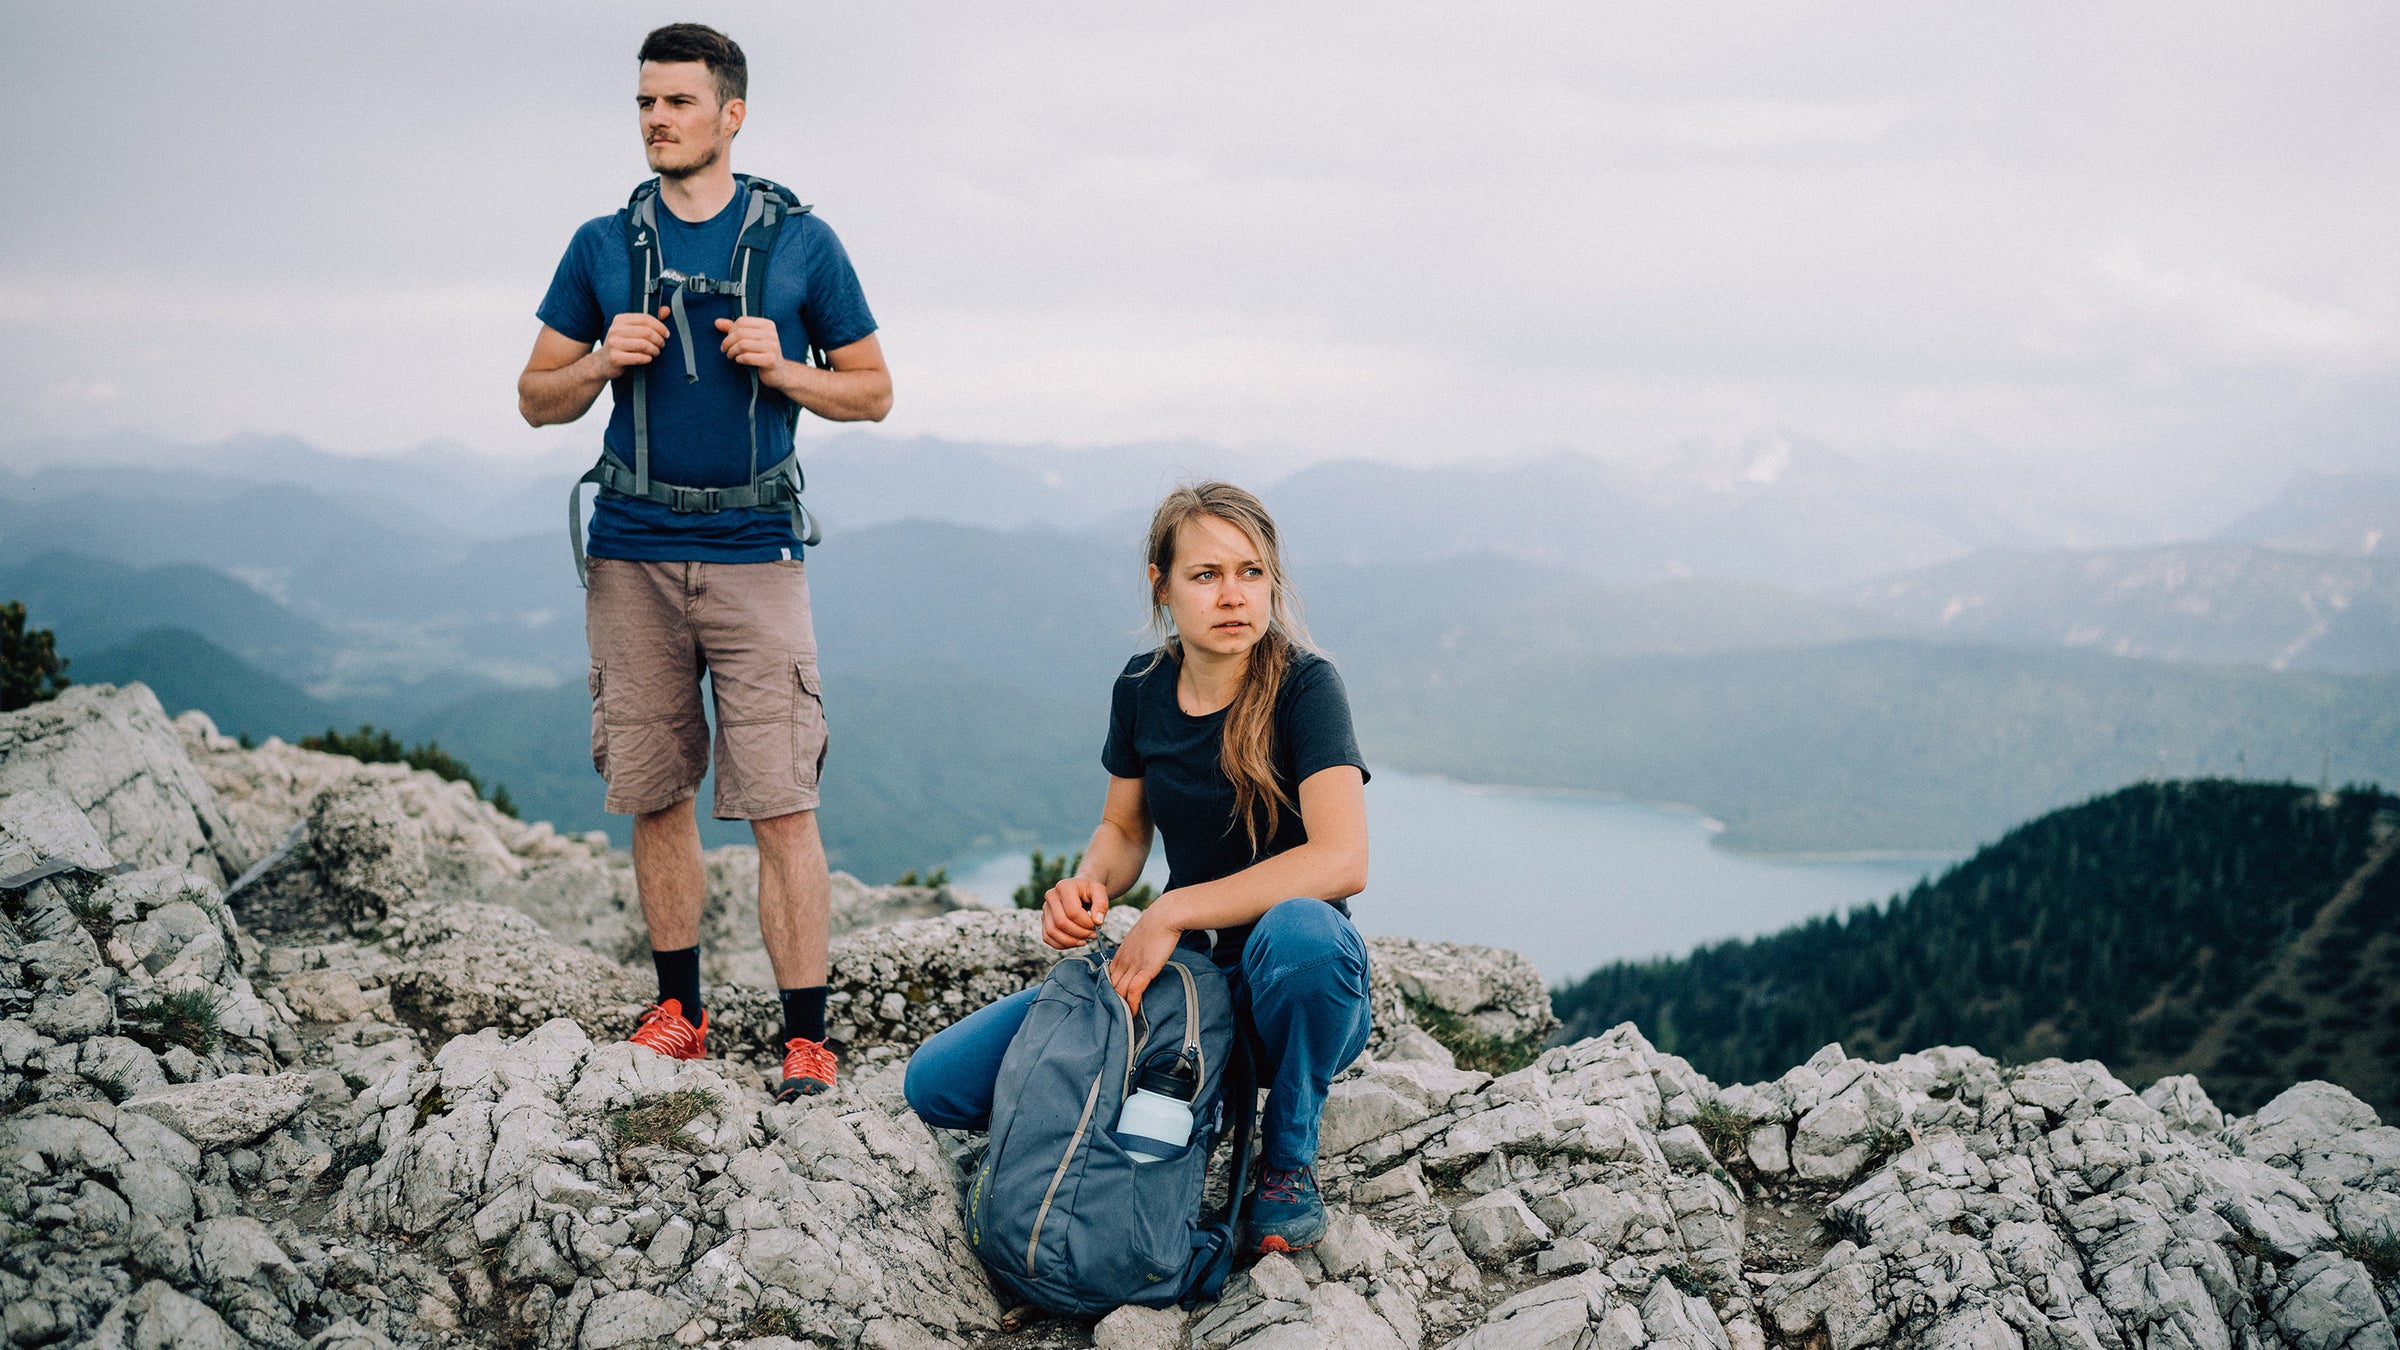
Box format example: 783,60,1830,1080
519,351,615,427
763,361,892,422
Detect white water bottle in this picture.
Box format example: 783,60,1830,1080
1118,1053,1199,1164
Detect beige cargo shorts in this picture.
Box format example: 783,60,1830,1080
583,557,828,820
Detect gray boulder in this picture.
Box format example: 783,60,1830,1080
0,685,231,885
124,1072,314,1148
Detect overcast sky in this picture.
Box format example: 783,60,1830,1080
5,2,2395,510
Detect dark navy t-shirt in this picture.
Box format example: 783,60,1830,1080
538,183,877,562
1101,648,1370,901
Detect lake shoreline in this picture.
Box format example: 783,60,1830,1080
945,770,1949,982
1366,771,1963,867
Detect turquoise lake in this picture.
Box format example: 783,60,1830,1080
948,770,1952,983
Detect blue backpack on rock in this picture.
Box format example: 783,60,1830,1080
965,942,1256,1315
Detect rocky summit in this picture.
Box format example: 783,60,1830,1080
0,683,2394,1350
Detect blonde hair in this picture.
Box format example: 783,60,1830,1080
1142,482,1315,855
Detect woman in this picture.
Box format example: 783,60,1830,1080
904,481,1373,1254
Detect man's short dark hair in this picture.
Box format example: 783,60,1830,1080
639,23,747,106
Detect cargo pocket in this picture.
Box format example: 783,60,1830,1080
586,663,609,779
795,659,828,788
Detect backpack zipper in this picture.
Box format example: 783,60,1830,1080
1025,956,1136,1276
1172,959,1204,1088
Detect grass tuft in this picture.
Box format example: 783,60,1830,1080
742,1306,810,1339
606,1088,723,1154
1661,1261,1718,1298
2339,1231,2400,1279
122,988,222,1053
1692,1099,1755,1164
1403,996,1542,1076
328,1139,383,1184
63,890,115,947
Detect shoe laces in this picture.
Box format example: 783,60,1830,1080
1259,1165,1315,1204
781,1036,837,1086
629,1000,706,1060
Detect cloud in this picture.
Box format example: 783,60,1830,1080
2089,245,2393,369
2,0,2395,498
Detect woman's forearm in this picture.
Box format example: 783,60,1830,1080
1076,814,1152,900
1151,838,1362,934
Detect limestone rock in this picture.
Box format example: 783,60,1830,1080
306,781,428,927
2139,1072,2224,1137
1095,1304,1190,1350
89,1279,248,1350
0,685,232,885
123,1071,313,1148
1745,1121,1791,1175
579,1289,695,1348
280,968,371,1022
378,901,649,1040
1365,935,1558,1061
1451,1189,1552,1262
0,785,116,877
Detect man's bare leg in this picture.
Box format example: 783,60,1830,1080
753,809,830,988
633,797,708,950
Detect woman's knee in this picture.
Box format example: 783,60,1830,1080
901,1043,976,1130
1247,898,1367,987
899,986,1036,1131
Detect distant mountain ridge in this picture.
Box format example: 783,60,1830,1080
12,432,2400,877
1356,636,2400,854
1843,543,2400,674
2216,468,2400,557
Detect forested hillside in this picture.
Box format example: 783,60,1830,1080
1553,779,2400,1116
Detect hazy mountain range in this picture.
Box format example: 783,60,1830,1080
4,429,2396,878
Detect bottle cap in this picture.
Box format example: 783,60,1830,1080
1136,1050,1199,1102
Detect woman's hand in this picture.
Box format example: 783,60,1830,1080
1108,900,1185,1008
1040,876,1111,951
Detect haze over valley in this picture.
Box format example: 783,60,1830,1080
5,429,2395,888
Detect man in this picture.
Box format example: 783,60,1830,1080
518,23,890,1100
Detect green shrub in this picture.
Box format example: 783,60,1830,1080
893,867,951,887
0,601,69,713
1011,849,1156,911
302,724,480,791
301,723,519,815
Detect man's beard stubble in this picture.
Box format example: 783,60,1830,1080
649,140,722,182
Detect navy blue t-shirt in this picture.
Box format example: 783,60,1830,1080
538,183,877,562
1102,648,1370,902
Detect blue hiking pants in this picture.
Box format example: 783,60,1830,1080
903,897,1373,1170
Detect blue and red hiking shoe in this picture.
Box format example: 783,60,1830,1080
1243,1164,1327,1253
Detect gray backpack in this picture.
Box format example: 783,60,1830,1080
966,942,1255,1316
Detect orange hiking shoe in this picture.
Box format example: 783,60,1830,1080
776,1036,837,1101
628,1000,709,1061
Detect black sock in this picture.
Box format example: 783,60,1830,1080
651,947,702,1021
780,985,828,1044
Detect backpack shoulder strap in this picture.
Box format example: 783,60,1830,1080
621,179,664,498
726,173,810,319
